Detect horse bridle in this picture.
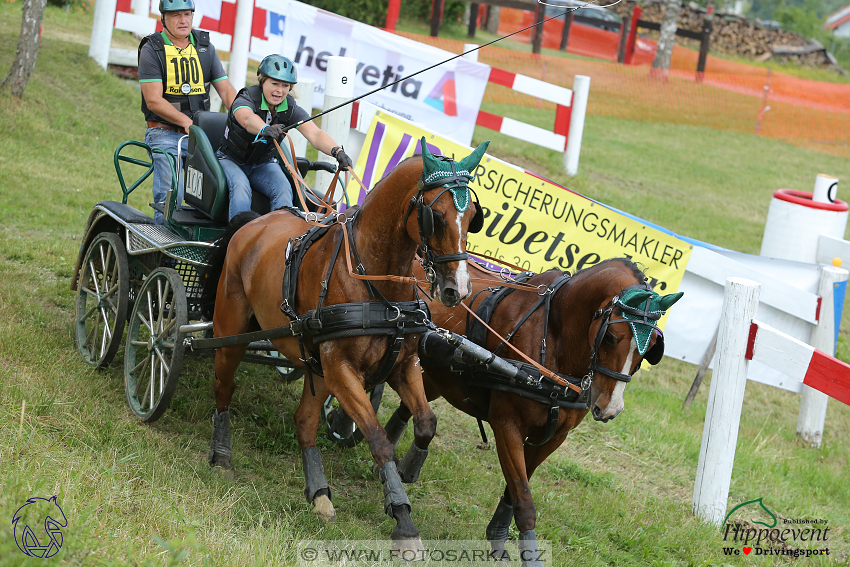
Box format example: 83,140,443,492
404,156,484,283
587,282,663,386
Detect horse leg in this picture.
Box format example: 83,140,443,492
486,487,514,563
490,418,545,567
208,314,251,478
293,376,336,522
384,402,411,451
324,355,423,553
390,358,437,484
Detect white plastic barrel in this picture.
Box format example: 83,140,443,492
759,180,848,263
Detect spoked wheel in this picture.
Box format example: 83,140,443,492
75,232,130,368
124,267,188,422
323,383,385,448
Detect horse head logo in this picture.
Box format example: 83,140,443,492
12,496,68,558
723,497,777,529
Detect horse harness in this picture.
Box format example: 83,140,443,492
425,274,664,447
278,207,429,395
404,155,484,284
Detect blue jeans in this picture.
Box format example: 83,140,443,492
216,151,294,221
145,127,188,225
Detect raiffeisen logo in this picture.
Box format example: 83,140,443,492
720,498,831,558
294,36,423,100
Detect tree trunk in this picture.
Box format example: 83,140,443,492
652,0,682,72
486,6,500,35
2,0,48,97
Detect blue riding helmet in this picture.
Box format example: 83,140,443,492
159,0,195,12
258,55,298,84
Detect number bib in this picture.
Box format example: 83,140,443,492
163,44,204,96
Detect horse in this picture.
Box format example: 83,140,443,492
200,139,488,553
379,258,683,564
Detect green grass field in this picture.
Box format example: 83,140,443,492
1,3,850,566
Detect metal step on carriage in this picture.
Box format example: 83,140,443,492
71,110,341,422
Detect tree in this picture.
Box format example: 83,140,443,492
652,0,683,73
1,0,48,97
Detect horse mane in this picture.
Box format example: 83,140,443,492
359,155,422,208
573,257,647,284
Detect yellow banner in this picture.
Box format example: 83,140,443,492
349,111,692,295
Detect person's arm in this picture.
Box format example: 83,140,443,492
233,106,268,135
141,82,194,132
213,79,237,110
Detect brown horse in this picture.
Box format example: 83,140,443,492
200,143,487,552
380,258,682,564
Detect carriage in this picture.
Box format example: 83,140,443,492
70,111,338,422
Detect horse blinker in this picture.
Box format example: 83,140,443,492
419,202,434,239
469,201,484,234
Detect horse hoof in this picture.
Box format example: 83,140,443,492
212,465,234,482
392,538,425,561
312,494,336,522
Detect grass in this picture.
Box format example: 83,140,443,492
1,4,850,566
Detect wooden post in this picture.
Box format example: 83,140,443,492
531,1,545,54
696,4,714,78
559,12,573,52
385,0,401,32
623,5,642,64
468,3,479,38
683,326,719,410
617,12,630,63
430,0,443,37
315,57,355,203
797,266,849,447
692,278,760,527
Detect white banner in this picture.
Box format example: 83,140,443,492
270,0,490,145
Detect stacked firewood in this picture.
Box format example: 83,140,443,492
607,0,843,71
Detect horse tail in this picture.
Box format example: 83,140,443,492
200,211,261,320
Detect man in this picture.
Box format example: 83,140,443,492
138,0,237,224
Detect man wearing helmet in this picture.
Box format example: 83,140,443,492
138,0,237,224
217,54,353,220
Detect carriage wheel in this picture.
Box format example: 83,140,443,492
75,232,130,368
324,383,385,448
124,268,188,422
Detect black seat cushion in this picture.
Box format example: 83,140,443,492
193,111,228,153
98,200,155,224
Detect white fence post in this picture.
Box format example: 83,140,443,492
289,77,316,158
797,265,849,446
463,43,479,61
229,0,254,91
692,277,760,527
89,0,118,70
315,56,356,202
563,75,589,176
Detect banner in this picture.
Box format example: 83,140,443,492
279,1,490,145
348,111,692,296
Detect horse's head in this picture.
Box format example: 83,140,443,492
564,260,683,422
406,139,489,307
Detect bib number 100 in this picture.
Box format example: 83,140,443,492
170,57,200,85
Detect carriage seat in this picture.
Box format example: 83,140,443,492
182,111,329,223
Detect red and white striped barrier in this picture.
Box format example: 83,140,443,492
692,273,849,527
746,320,850,406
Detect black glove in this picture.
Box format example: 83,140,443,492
335,148,353,171
262,123,286,140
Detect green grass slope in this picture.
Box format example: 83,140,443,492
0,4,849,566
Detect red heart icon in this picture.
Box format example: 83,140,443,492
743,547,752,555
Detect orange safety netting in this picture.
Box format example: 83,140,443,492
393,30,850,158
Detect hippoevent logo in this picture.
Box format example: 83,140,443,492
721,498,830,558
12,496,68,558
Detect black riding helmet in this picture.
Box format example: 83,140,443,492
159,0,195,39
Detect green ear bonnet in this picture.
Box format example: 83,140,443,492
419,137,490,212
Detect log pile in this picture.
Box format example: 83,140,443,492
607,0,844,72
